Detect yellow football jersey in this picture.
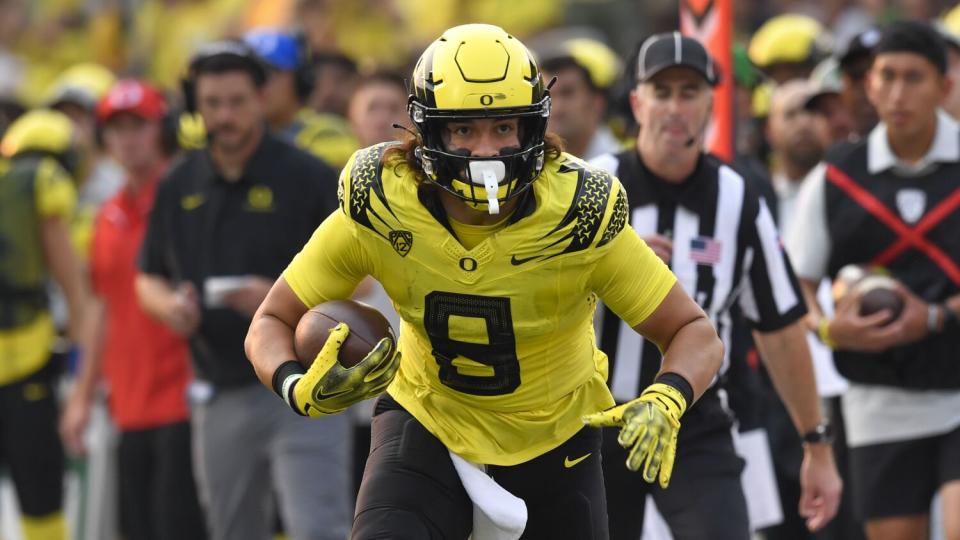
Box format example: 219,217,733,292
0,157,76,385
284,143,676,465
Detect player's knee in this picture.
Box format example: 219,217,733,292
352,507,436,540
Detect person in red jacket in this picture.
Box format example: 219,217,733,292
60,80,206,540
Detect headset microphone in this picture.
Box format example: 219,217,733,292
684,113,712,148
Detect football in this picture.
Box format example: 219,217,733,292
294,300,395,369
855,275,904,324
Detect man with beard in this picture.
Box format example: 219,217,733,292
136,41,349,540
768,80,827,225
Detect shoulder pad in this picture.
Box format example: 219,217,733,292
544,158,622,256
340,142,400,238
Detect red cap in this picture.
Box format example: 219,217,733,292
96,79,167,124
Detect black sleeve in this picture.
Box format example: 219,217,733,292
138,175,176,278
737,193,808,332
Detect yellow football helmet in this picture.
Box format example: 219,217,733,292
748,14,830,68
408,24,551,213
1,109,78,175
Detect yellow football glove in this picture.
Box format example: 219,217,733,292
582,382,687,488
292,323,400,417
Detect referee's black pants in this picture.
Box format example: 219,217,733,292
603,388,750,540
353,394,609,539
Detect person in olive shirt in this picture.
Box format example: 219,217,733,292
135,41,349,540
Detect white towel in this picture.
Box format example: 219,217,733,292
448,451,527,540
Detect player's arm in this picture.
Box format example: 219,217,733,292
246,277,309,389
584,225,722,487
632,284,722,399
245,210,398,416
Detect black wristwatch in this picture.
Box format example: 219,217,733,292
802,422,834,444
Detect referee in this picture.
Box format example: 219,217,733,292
591,33,841,539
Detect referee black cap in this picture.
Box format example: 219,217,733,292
637,32,719,86
873,20,947,74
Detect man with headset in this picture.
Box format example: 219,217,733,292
135,41,348,540
244,29,357,169
592,33,842,539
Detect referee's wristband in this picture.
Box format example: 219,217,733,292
272,360,306,415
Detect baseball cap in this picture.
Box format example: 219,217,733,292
804,57,843,111
96,80,168,124
244,29,302,71
837,27,881,72
636,32,719,86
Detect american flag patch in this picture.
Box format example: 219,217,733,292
690,236,722,265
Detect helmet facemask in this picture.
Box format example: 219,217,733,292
411,97,550,214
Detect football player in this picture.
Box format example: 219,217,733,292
246,24,723,538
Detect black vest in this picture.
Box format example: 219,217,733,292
824,138,960,389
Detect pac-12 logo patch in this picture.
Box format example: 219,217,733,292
389,230,413,257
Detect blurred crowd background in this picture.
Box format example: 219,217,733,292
3,0,960,539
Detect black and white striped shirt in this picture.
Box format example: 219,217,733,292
591,149,806,401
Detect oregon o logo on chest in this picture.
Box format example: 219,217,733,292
459,257,478,271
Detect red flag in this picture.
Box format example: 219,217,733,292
680,0,733,161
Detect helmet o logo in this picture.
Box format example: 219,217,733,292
480,94,494,106
459,257,478,272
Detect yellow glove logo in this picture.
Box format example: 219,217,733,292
294,323,401,417
583,382,686,488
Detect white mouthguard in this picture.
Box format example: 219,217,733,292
468,160,506,215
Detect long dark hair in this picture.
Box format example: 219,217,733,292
383,130,566,188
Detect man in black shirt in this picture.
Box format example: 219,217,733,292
592,33,842,539
136,41,349,540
